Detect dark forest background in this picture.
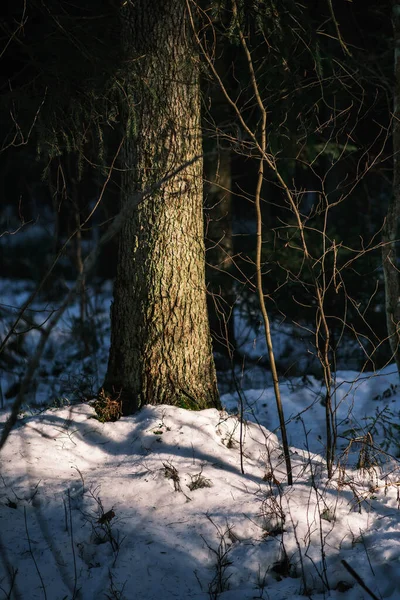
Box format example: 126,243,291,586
0,0,394,382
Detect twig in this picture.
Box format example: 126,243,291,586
341,560,380,600
24,507,47,600
0,136,123,358
67,490,79,599
0,535,20,600
230,0,292,485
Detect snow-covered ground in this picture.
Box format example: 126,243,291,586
1,279,400,599
0,278,112,410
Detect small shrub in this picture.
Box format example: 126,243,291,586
321,507,335,523
187,470,213,491
92,389,122,422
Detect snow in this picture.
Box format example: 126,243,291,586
0,278,111,411
1,281,400,599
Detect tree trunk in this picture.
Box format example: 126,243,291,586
103,0,220,413
382,0,400,375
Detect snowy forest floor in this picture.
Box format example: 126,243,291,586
1,279,400,600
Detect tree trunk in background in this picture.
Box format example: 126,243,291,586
382,0,400,375
104,0,220,413
204,148,235,365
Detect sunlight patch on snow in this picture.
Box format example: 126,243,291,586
1,395,400,599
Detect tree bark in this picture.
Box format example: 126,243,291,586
104,0,220,413
382,0,400,375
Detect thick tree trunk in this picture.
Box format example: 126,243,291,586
103,0,220,413
382,0,400,375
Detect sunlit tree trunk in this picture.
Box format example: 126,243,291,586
104,0,220,413
382,0,400,375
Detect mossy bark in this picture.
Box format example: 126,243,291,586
104,0,220,413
